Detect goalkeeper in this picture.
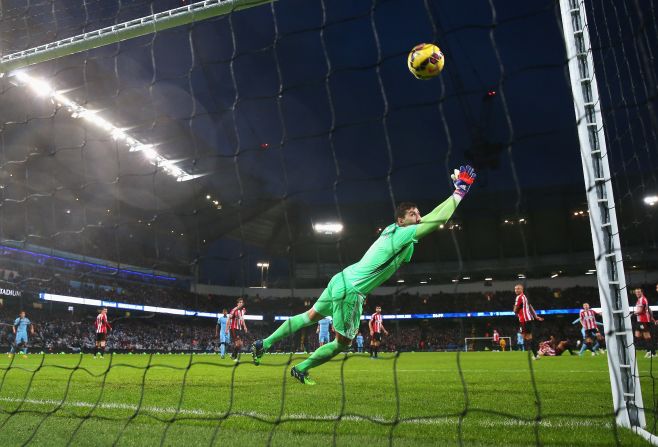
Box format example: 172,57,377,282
251,165,476,385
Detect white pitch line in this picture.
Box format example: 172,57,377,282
0,397,613,429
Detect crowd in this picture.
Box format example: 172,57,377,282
0,247,651,354
0,245,616,319
0,307,271,353
0,301,584,354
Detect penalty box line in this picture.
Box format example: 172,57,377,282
0,397,613,429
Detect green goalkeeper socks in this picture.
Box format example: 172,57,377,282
296,339,349,373
263,312,314,351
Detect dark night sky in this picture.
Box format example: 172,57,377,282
0,0,656,285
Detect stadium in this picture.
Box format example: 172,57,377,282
0,0,657,445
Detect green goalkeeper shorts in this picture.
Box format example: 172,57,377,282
313,273,365,340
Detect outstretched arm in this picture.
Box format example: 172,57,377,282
415,195,461,240
415,166,476,240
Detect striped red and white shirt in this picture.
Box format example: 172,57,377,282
514,294,535,323
95,313,111,334
493,330,500,342
636,296,652,323
370,313,383,333
229,306,246,330
579,309,598,330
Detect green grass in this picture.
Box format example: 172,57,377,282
0,351,655,446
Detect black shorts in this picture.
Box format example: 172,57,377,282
584,329,599,339
373,332,382,342
634,322,651,333
520,320,536,335
230,328,244,340
96,333,106,342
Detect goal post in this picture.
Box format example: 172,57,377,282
558,0,651,441
0,0,273,74
464,337,513,352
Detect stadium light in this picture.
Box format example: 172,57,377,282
551,273,559,278
257,262,269,287
396,279,405,283
484,277,493,281
10,72,195,182
644,195,658,206
518,274,526,279
313,222,343,235
462,276,471,280
15,72,53,96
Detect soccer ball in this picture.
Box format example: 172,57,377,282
407,43,444,80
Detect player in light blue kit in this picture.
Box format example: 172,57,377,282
215,309,230,359
356,332,364,353
10,311,34,357
316,317,332,347
516,330,525,352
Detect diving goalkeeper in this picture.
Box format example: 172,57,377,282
251,165,476,385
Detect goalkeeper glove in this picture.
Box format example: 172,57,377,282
452,165,476,198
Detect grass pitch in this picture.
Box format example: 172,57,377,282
0,351,655,446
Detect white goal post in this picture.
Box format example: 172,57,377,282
559,1,655,445
464,337,513,352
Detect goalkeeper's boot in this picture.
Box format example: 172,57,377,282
251,339,264,366
290,366,316,386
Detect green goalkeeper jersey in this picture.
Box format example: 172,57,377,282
342,223,418,294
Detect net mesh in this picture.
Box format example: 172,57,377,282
585,0,658,436
0,0,656,445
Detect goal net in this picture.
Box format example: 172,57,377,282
0,0,656,445
464,337,512,352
